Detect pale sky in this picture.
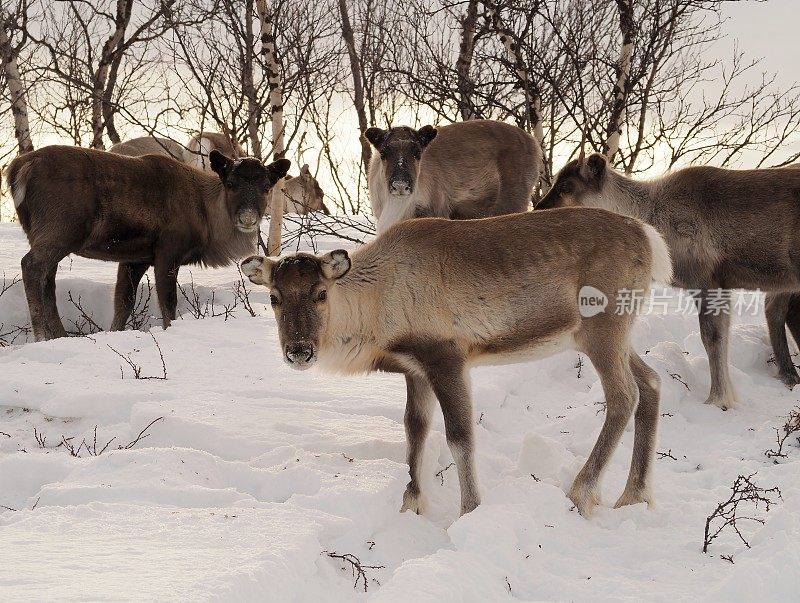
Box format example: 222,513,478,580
720,0,797,88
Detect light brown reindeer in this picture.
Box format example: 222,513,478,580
7,145,290,341
538,154,800,408
268,164,329,215
110,132,246,171
241,210,671,517
366,120,541,233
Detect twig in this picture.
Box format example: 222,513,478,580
668,372,690,390
322,551,384,592
107,332,167,380
435,462,455,486
765,407,800,461
703,473,782,553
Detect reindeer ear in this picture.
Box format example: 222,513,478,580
417,125,437,147
300,164,311,175
267,158,292,182
365,127,387,148
320,250,351,280
241,256,275,286
585,154,607,179
210,150,233,181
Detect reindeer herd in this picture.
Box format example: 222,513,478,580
5,119,800,518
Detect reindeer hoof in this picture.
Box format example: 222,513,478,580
567,484,600,517
400,488,427,515
779,371,800,390
614,488,653,509
704,394,738,411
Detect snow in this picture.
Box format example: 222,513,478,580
1,220,799,602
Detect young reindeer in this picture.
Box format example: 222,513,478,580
537,154,800,407
7,145,290,341
241,210,671,517
366,120,541,233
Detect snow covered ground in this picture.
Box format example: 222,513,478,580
0,219,798,602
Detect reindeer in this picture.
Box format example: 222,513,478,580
7,145,290,341
537,154,800,408
365,120,541,233
765,293,800,387
110,132,246,171
269,164,329,215
241,210,671,517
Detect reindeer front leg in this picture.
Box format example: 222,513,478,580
418,346,480,515
401,373,436,514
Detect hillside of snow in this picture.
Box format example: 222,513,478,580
1,219,798,602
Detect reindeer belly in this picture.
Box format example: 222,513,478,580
468,330,576,367
79,219,155,263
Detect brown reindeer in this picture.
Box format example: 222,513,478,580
110,132,246,171
241,210,671,517
365,120,541,233
268,164,329,215
537,154,800,407
6,145,290,341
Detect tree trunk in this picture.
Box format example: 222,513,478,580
455,0,478,121
339,0,371,173
91,0,132,150
482,0,547,191
243,0,262,158
603,0,635,161
256,0,286,256
0,20,33,154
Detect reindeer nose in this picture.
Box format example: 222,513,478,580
237,210,259,229
389,180,412,195
285,342,314,365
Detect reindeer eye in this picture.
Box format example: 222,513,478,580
226,180,235,189
317,290,327,302
270,295,279,306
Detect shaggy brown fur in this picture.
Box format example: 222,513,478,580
7,145,289,340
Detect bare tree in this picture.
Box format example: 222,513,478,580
603,0,634,160
0,1,34,154
339,0,371,171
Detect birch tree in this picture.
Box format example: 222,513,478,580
256,0,286,256
0,1,34,154
603,0,634,160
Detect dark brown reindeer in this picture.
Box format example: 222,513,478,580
241,210,671,517
6,145,290,341
537,154,800,407
365,120,541,233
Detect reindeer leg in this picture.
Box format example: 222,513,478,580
418,349,480,515
111,262,150,331
153,254,180,330
42,262,66,339
21,250,48,342
570,346,637,517
616,351,660,509
400,373,436,515
765,293,800,388
783,293,800,386
697,292,738,409
22,248,67,341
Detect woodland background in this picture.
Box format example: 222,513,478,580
1,0,799,220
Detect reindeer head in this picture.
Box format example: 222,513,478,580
240,250,351,369
210,151,291,232
536,153,608,210
364,125,437,196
